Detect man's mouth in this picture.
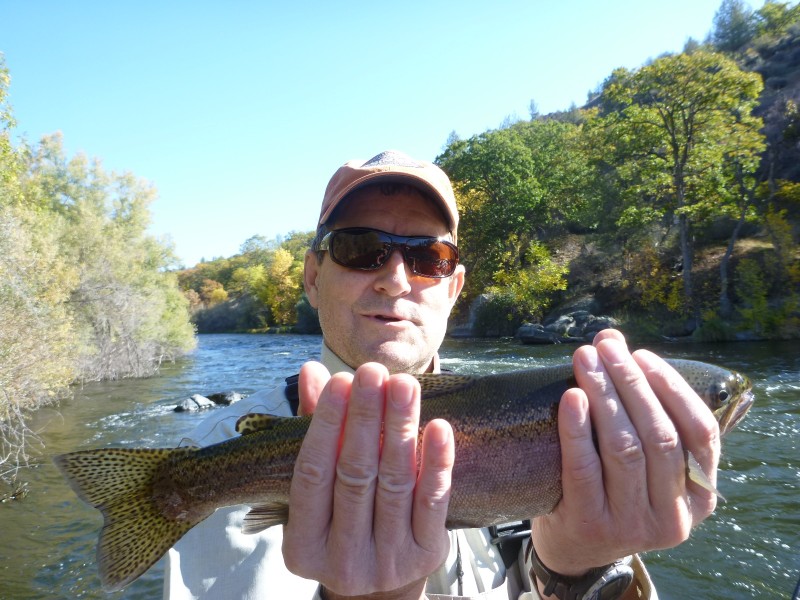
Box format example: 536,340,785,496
367,311,413,325
373,314,403,322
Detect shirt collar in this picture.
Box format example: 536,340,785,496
320,343,441,375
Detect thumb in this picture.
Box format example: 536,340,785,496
557,387,604,516
298,361,331,416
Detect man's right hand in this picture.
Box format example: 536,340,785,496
282,361,454,599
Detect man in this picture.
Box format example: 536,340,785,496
165,150,721,600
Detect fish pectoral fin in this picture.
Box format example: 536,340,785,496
242,502,290,534
686,451,726,501
235,413,287,436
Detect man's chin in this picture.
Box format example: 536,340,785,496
363,341,432,374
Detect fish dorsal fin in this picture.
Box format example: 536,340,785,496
242,502,290,534
415,373,479,396
235,413,286,436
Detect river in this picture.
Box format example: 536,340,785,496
0,333,797,599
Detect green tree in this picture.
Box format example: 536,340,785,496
437,119,598,323
753,0,800,38
510,118,602,231
19,134,196,381
598,50,764,321
710,0,756,52
0,61,195,486
437,128,545,298
0,58,78,485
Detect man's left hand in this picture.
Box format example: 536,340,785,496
531,329,721,581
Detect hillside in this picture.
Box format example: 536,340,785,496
178,7,800,342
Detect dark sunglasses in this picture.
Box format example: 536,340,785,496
317,227,459,278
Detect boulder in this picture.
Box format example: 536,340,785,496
517,324,563,344
174,391,244,412
518,312,619,345
174,394,216,412
205,391,245,406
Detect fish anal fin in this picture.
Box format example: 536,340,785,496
235,413,286,436
686,451,726,501
242,503,289,534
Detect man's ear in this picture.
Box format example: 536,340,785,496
303,250,321,309
448,264,466,307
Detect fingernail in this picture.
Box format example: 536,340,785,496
428,419,452,446
598,339,628,365
390,379,415,409
579,346,602,372
356,365,385,390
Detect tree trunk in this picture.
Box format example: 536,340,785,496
719,205,748,318
679,212,697,327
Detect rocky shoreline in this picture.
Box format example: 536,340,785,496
517,311,620,344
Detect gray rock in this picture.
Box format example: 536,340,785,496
206,391,245,406
174,391,244,412
174,394,217,412
518,311,619,344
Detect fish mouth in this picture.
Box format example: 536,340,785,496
718,390,755,436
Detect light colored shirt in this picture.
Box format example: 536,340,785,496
163,344,655,600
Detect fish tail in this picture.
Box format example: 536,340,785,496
54,446,200,591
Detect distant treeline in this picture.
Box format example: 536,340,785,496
181,2,800,340
177,231,319,334
0,68,195,487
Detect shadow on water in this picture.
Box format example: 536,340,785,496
1,334,797,599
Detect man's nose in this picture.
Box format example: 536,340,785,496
373,249,412,295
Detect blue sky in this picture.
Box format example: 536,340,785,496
2,1,749,267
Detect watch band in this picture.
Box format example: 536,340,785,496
529,544,634,600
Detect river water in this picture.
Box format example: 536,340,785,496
1,333,797,599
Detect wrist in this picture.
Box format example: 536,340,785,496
527,542,633,600
320,578,427,600
531,521,595,578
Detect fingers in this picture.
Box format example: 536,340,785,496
537,330,723,576
286,372,349,550
413,418,454,552
298,361,331,416
284,363,452,593
329,366,386,539
632,349,721,519
555,387,604,523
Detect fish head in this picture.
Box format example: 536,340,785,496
711,370,754,436
673,360,754,437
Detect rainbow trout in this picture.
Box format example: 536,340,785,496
54,359,753,591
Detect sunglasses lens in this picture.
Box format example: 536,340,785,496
405,240,458,277
330,230,388,270
328,229,458,278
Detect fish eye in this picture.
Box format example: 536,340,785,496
718,389,730,405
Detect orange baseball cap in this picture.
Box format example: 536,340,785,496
318,150,459,239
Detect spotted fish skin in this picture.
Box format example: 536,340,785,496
53,359,753,591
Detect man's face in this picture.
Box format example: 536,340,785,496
304,186,465,374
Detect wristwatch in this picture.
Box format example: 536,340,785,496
529,544,634,600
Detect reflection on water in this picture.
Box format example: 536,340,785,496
0,334,797,599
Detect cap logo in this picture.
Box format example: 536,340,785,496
361,150,423,169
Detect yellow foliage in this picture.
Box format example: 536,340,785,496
266,248,303,325
625,247,685,313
